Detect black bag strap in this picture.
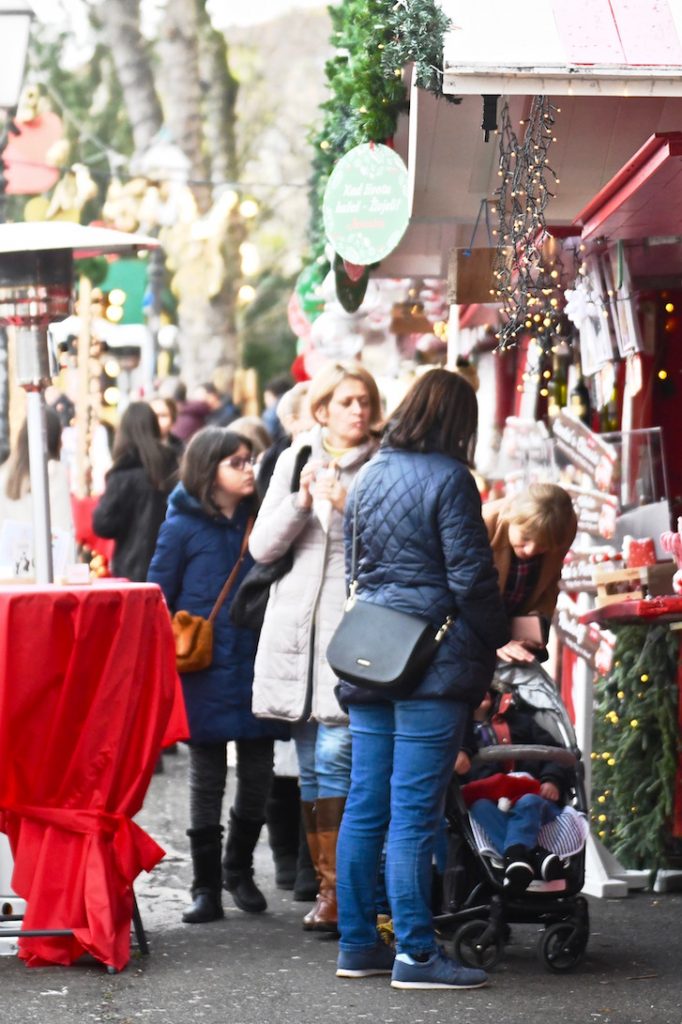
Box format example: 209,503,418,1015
348,463,370,594
208,517,254,624
290,444,312,494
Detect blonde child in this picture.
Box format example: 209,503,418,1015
483,483,577,664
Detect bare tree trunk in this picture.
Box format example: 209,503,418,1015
175,293,236,386
198,1,239,187
195,4,243,376
156,0,211,214
94,0,163,158
92,0,242,387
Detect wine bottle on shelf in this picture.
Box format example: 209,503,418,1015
599,386,619,434
546,350,568,421
568,360,591,425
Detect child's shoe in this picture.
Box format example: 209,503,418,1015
532,846,563,881
503,844,534,895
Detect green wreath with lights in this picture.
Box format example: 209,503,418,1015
309,0,452,263
590,624,681,870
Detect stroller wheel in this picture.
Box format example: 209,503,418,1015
538,921,588,973
453,920,504,970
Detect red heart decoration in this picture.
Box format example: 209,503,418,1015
4,112,64,195
343,259,367,283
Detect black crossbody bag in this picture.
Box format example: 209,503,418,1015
230,445,311,632
326,474,453,695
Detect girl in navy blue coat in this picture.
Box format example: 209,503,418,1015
335,369,509,989
148,428,286,925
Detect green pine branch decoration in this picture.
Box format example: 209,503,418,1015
308,0,451,262
591,624,680,870
380,0,452,95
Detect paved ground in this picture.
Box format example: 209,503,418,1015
1,745,681,1024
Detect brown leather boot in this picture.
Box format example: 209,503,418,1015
308,796,345,933
300,800,322,930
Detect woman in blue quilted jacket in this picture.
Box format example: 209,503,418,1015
148,427,287,926
335,368,509,990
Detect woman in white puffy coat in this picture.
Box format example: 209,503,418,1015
250,361,380,932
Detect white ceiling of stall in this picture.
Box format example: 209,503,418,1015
380,86,682,279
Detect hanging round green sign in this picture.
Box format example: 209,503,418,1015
323,143,410,265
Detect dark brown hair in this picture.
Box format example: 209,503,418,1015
384,368,478,465
181,427,256,516
112,401,174,490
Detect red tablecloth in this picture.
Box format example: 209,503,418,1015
0,581,188,970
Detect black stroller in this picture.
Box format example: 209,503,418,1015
434,659,590,973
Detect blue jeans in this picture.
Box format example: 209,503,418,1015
336,699,467,957
470,793,562,853
292,720,352,801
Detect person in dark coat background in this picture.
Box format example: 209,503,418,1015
147,427,287,925
172,396,212,443
334,369,510,990
93,402,178,581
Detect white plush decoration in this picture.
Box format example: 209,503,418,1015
310,309,365,359
564,282,596,329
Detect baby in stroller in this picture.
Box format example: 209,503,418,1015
435,659,590,973
458,683,572,894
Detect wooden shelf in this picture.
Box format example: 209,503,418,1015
592,562,675,608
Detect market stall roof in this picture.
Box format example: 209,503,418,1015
441,0,682,97
571,131,682,283
575,132,682,242
379,1,682,281
379,83,682,278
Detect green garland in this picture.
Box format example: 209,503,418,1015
590,624,680,870
381,0,453,95
309,0,452,263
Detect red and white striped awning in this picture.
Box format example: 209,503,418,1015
441,0,682,96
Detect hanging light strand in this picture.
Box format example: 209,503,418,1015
493,96,559,349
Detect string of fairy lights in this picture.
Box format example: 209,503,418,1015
492,97,560,349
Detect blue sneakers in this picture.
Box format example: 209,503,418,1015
390,947,489,990
336,941,396,978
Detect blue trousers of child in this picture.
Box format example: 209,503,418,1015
469,793,562,853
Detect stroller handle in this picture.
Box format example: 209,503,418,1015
473,744,577,767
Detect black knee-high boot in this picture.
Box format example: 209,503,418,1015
182,826,224,924
293,812,318,902
266,776,300,890
223,810,267,913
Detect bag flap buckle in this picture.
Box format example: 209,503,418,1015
435,615,453,643
345,579,358,612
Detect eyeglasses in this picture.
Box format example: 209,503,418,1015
220,454,256,471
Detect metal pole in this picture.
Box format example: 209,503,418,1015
13,318,55,583
145,244,165,388
25,388,53,583
75,275,92,498
0,112,15,463
446,303,460,369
